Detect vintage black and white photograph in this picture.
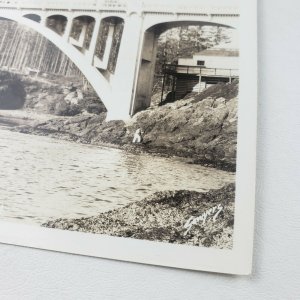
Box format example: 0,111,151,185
0,0,257,274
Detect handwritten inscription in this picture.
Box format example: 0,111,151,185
183,204,223,236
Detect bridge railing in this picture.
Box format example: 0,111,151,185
0,0,238,14
165,64,239,77
142,0,239,14
0,0,127,11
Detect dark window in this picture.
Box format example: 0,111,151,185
197,60,205,66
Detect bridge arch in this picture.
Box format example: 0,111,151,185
132,18,238,114
143,14,238,33
146,20,234,35
0,12,112,112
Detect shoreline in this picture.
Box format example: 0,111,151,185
0,110,236,172
0,110,236,249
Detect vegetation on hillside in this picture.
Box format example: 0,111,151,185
156,26,231,73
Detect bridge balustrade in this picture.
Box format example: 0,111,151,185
0,0,127,11
165,64,239,78
0,0,238,15
142,0,239,14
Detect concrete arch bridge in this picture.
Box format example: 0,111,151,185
0,0,239,120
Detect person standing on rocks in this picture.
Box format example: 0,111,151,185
132,128,143,144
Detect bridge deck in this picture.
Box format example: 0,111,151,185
0,0,239,15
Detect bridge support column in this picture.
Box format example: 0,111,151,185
87,16,102,65
70,23,88,49
103,24,115,66
63,17,73,42
108,13,143,120
93,21,115,70
40,15,47,27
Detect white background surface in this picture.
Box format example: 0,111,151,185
0,0,300,299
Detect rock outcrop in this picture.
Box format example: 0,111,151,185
127,82,238,169
0,71,106,116
23,77,106,116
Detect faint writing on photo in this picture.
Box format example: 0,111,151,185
183,204,223,236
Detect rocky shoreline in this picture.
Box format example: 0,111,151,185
0,71,238,171
3,113,235,171
44,183,235,249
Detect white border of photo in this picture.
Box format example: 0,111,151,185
0,0,257,275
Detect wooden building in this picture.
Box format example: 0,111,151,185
161,39,239,102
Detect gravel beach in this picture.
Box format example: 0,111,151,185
44,183,235,249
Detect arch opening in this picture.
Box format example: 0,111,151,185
46,15,68,36
23,14,41,23
147,21,233,36
69,15,95,51
94,16,124,76
132,21,238,115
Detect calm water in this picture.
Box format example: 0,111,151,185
0,127,235,225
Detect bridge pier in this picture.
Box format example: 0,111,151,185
108,13,143,120
132,30,158,114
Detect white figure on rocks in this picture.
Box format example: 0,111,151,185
132,128,143,144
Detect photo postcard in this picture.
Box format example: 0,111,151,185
0,0,257,275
